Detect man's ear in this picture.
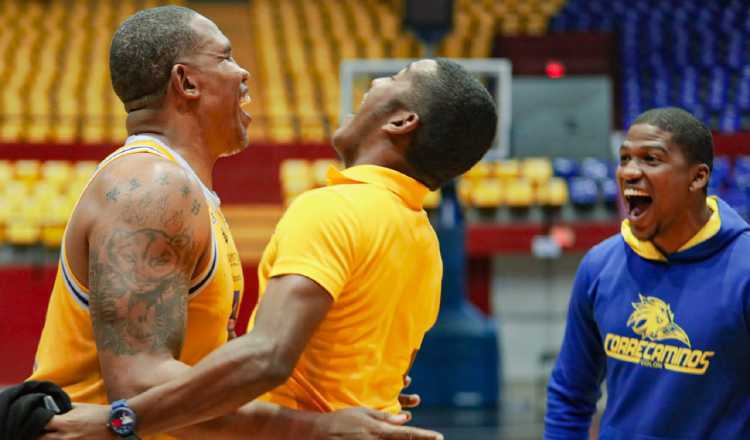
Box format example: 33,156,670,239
382,109,419,135
171,64,200,100
689,163,710,192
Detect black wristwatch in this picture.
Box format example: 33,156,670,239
108,399,140,439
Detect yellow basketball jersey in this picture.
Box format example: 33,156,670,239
29,135,243,439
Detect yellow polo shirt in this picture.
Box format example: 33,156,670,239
250,165,442,413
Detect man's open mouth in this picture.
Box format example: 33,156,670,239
624,187,653,220
239,91,252,111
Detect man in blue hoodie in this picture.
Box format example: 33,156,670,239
545,107,750,439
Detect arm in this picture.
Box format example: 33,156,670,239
44,179,444,440
83,157,298,439
544,253,606,440
176,400,437,440
84,159,340,439
129,273,333,435
44,400,444,440
124,190,359,435
85,156,210,401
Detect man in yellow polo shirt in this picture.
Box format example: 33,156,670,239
253,163,442,413
45,59,496,438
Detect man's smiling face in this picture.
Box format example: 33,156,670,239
617,123,697,242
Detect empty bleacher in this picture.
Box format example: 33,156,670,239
0,159,96,246
0,0,565,145
0,0,183,145
250,0,563,142
550,0,750,130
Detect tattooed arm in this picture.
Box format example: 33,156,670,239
85,156,211,400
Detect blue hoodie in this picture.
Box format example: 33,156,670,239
545,197,750,439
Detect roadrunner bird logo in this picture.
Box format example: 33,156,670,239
626,294,691,348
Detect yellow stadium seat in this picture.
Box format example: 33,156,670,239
311,159,340,187
41,160,73,191
470,178,504,208
527,15,547,35
521,157,553,184
270,121,296,143
5,197,44,245
300,119,326,142
279,159,314,197
493,3,509,17
423,190,441,209
73,161,98,182
463,161,493,180
516,2,534,17
54,121,77,144
457,178,474,205
0,0,554,144
14,159,41,184
494,160,521,180
15,198,44,224
43,195,71,225
0,198,10,226
65,177,89,201
26,121,50,143
536,177,569,207
41,196,70,248
500,15,522,36
0,160,13,189
5,222,40,245
505,178,535,207
4,181,29,205
32,182,59,206
41,224,65,248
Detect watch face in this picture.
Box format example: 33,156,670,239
110,407,136,435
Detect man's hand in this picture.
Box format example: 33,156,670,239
398,375,421,421
40,403,113,440
313,408,443,440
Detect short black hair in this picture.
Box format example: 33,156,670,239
401,59,498,190
109,6,199,110
633,107,714,171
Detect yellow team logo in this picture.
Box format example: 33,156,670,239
604,294,714,375
626,295,691,347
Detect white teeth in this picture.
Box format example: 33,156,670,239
239,94,252,112
624,188,650,197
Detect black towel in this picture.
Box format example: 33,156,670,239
0,381,72,440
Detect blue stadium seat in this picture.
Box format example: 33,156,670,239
580,158,610,182
679,68,700,109
690,105,709,126
727,34,746,70
720,187,749,219
720,107,741,132
552,157,580,180
672,33,691,67
712,156,731,188
551,0,749,132
707,68,728,112
569,177,599,207
601,179,619,208
733,156,750,190
737,71,750,111
652,74,670,108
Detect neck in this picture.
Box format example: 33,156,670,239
347,139,428,187
652,197,712,255
126,109,217,189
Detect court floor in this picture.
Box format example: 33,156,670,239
412,407,543,440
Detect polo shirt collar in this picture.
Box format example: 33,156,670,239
326,165,429,210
